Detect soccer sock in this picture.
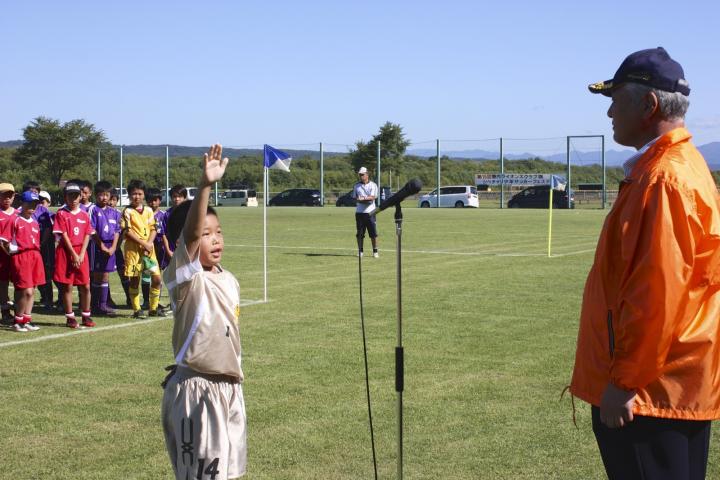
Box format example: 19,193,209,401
120,275,131,302
81,310,91,320
65,312,76,322
129,286,141,311
23,314,32,325
14,315,24,325
141,280,150,306
99,283,110,310
91,283,100,309
149,286,161,312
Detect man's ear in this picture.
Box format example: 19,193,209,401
643,91,660,119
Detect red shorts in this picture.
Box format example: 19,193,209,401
54,244,90,286
0,250,10,282
11,250,46,289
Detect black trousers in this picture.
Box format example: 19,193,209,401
592,406,711,480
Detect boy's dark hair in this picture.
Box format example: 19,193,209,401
166,200,219,246
169,184,188,198
94,180,113,194
146,187,162,201
127,179,146,194
110,192,119,201
22,181,40,192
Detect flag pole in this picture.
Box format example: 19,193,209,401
547,183,554,258
263,165,268,302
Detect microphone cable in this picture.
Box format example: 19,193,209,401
358,252,379,480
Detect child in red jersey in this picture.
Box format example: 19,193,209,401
53,183,95,328
3,191,45,332
0,182,17,324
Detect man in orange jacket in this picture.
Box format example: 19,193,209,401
571,47,720,480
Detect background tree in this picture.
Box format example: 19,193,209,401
349,121,411,175
13,117,112,187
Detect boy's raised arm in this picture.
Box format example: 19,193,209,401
183,144,228,259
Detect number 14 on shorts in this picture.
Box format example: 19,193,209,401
196,457,220,479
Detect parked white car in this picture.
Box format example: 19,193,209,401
220,189,258,207
112,187,130,206
418,185,479,208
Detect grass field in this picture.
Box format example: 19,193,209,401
1,205,718,479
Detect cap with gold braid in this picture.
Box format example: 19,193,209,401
589,47,690,97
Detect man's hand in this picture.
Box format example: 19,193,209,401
600,383,636,428
201,144,229,186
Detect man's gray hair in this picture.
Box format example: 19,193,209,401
625,82,689,120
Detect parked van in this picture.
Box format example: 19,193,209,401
418,186,478,208
220,189,258,207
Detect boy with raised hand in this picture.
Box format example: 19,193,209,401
121,179,162,318
4,191,45,332
53,183,95,328
0,183,17,324
161,144,247,480
89,181,121,317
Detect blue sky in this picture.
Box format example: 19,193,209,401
1,0,718,153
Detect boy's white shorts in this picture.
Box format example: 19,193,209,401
162,370,247,479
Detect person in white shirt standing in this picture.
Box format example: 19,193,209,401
353,167,379,258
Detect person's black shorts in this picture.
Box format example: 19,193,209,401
355,212,377,238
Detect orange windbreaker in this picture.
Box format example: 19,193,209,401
570,128,720,420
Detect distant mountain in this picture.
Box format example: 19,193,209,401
407,147,635,166
3,139,719,168
408,142,720,169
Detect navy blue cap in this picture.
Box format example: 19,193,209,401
589,47,690,97
21,191,40,203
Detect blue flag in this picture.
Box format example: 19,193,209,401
550,175,566,190
263,144,292,172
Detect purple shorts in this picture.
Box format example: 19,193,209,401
90,242,118,273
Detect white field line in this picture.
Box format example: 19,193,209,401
224,243,596,258
0,299,267,349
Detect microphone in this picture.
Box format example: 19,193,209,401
373,179,423,214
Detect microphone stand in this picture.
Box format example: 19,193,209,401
394,204,404,480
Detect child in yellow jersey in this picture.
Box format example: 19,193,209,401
121,179,163,318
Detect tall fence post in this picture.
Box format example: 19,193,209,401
601,135,606,209
566,136,571,209
97,149,101,182
436,139,440,208
119,145,124,205
500,137,504,209
376,141,381,207
165,146,170,207
320,142,324,206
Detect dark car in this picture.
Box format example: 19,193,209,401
335,191,356,207
336,187,391,207
507,185,575,209
269,188,322,206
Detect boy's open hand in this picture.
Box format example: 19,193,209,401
201,144,229,186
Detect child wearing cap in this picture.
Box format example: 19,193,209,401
3,191,45,332
0,182,17,324
53,182,95,328
89,181,121,317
